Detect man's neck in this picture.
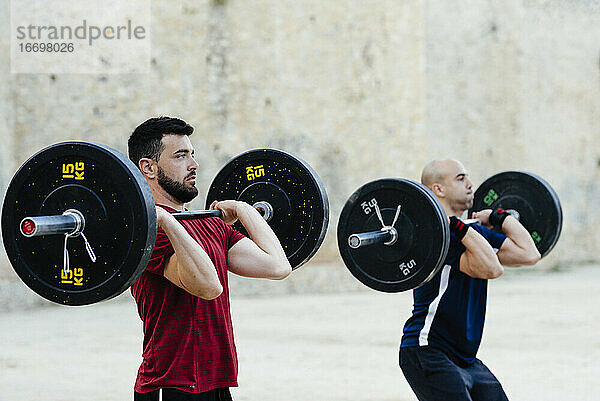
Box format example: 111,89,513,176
151,186,185,211
442,203,465,219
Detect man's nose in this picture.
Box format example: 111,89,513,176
189,158,199,170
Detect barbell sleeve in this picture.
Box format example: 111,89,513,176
20,209,85,237
348,228,397,249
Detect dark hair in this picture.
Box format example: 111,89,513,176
128,116,194,165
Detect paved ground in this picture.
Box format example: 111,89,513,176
0,264,598,401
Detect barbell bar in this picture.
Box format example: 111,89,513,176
19,201,276,238
347,209,521,250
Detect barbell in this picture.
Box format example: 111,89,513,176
337,172,562,293
1,142,330,305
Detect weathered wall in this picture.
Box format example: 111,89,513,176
423,0,600,266
0,0,598,303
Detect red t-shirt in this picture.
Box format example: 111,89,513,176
131,208,245,394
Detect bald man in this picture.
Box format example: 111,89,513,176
399,159,541,401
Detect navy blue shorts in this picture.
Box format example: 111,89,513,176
134,387,232,401
400,347,509,401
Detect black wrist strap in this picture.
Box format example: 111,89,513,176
449,216,469,240
489,208,510,227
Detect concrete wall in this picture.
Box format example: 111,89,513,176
1,0,598,302
423,0,600,264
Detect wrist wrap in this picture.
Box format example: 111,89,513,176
489,208,510,227
449,216,469,240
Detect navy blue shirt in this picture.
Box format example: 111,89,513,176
400,224,507,365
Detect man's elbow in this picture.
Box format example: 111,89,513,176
193,282,223,300
269,260,292,280
523,249,541,266
272,266,292,280
486,263,504,279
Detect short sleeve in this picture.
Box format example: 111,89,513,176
471,224,507,250
225,224,245,249
447,234,465,272
145,227,175,276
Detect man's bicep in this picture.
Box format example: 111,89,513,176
162,253,186,290
496,238,526,266
458,251,477,277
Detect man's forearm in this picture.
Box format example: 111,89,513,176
497,216,541,265
461,228,504,279
160,215,222,297
235,203,289,268
501,216,537,251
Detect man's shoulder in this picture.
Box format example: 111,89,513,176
182,216,229,235
446,234,465,267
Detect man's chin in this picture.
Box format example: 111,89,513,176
175,192,198,204
172,186,199,204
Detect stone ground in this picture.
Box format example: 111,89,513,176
0,263,598,401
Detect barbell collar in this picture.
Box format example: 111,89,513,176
252,201,273,222
506,208,520,221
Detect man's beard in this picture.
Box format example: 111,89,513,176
157,167,198,203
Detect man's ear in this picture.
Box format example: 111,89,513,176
431,183,445,198
139,158,157,179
